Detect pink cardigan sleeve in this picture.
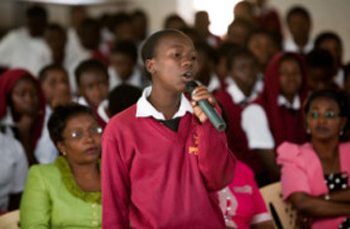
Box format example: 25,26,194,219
102,133,130,228
195,116,236,192
277,142,311,200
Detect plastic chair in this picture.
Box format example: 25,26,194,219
0,210,20,229
260,182,297,229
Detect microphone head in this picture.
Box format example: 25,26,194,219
185,80,199,94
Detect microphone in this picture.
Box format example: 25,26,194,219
185,81,227,132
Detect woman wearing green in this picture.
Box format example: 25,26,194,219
20,104,102,228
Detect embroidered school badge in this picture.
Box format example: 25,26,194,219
188,133,199,155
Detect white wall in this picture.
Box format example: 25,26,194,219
268,0,350,62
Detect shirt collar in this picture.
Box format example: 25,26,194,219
277,95,301,110
136,86,193,120
225,77,257,104
207,74,221,92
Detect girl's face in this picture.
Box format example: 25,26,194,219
230,55,258,96
58,113,101,165
11,77,39,116
146,34,197,93
41,69,71,107
307,97,346,141
79,70,109,108
248,34,277,67
279,58,302,99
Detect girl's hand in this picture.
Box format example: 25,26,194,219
190,85,216,123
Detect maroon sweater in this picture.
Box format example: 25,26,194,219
102,105,236,228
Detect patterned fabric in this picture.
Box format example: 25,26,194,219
324,172,350,229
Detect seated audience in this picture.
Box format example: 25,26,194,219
0,69,46,165
284,6,313,55
242,52,309,185
108,40,144,90
215,48,262,177
37,64,73,163
314,31,345,88
20,104,102,228
0,5,51,75
277,89,350,228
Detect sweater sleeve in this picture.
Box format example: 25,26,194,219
196,115,236,192
20,166,51,229
102,134,130,228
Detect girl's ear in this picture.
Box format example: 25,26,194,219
145,59,155,75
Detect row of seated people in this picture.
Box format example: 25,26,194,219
1,49,350,228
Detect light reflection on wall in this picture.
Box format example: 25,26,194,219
193,0,240,37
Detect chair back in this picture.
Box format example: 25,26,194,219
0,210,20,229
260,182,297,229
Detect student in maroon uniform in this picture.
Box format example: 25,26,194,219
102,29,236,228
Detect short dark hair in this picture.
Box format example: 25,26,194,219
111,40,138,63
227,47,256,70
108,84,142,116
48,103,94,146
26,5,47,19
314,31,342,49
304,89,349,117
74,59,109,86
39,64,67,82
141,29,188,80
286,6,311,23
305,49,335,72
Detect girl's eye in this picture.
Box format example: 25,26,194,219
174,53,181,58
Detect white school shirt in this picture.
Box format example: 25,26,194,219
241,95,301,149
0,132,28,211
108,66,144,91
284,36,313,55
0,28,52,75
136,86,193,120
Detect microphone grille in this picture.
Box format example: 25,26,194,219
185,81,199,94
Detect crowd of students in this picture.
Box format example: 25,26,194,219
0,1,350,228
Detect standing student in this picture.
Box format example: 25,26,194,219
102,29,236,228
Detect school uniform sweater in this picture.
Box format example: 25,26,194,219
102,104,235,229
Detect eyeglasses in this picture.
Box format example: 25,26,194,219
308,111,340,120
63,126,103,141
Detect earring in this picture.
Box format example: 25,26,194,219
339,130,344,136
62,151,66,156
306,128,311,134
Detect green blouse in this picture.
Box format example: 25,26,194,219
20,157,101,229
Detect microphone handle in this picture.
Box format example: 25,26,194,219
197,100,227,132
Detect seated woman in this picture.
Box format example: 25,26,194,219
20,104,102,228
277,89,350,228
0,69,46,165
218,161,274,229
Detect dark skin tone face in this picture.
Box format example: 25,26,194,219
110,53,136,81
78,70,109,109
11,77,39,118
279,58,302,102
145,32,217,122
41,69,71,108
230,55,258,97
288,13,311,46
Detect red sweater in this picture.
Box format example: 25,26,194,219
102,105,235,228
